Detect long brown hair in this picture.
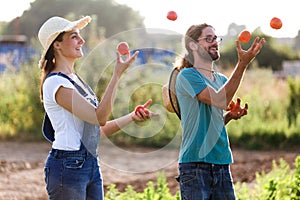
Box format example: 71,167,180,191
175,23,213,70
39,32,65,101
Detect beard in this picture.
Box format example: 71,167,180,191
197,46,220,62
208,51,220,61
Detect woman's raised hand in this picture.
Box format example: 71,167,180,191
113,50,139,78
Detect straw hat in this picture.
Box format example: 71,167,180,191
162,67,181,119
162,84,174,112
38,16,92,69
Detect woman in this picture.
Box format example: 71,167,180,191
38,16,157,199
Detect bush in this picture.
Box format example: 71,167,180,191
235,155,300,200
105,172,180,200
287,77,300,127
0,62,44,140
226,69,299,150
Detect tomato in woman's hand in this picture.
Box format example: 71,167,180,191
117,42,130,55
134,99,152,115
134,105,145,115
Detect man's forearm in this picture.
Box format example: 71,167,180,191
224,112,232,125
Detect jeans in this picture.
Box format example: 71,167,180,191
44,144,103,200
178,162,236,200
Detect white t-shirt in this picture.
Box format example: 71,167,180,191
43,75,84,150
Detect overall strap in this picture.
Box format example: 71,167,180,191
74,74,96,96
47,72,88,97
42,72,88,143
46,72,100,155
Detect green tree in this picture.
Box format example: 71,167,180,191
218,28,298,70
4,0,144,39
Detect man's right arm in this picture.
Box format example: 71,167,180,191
197,37,265,110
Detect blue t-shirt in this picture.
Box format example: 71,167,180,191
176,67,233,164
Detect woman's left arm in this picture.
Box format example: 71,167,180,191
100,99,159,136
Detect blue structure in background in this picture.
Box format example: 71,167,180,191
0,35,34,72
132,48,177,67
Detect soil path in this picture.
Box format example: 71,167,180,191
0,141,298,200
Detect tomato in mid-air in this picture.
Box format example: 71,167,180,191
167,11,177,21
270,17,282,30
238,30,251,43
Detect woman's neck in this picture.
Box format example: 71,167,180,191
52,67,75,75
52,62,75,75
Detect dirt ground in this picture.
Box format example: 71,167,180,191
0,141,299,200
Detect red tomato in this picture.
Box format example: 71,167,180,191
117,42,129,55
167,11,177,21
238,30,251,43
226,101,235,111
270,17,282,30
134,105,145,115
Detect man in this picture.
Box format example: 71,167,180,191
175,23,265,199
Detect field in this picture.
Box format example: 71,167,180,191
1,63,300,199
0,141,299,199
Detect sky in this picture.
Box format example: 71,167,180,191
0,0,298,38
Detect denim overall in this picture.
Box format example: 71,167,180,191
43,73,103,200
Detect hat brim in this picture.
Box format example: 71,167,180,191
162,67,181,119
38,16,92,69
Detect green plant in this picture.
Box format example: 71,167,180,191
0,62,44,139
287,77,300,127
235,156,300,200
105,173,180,200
